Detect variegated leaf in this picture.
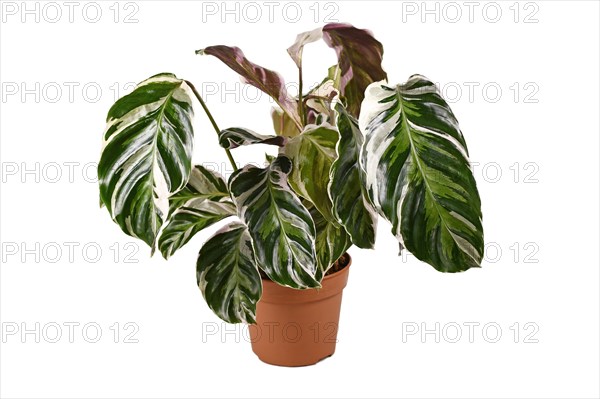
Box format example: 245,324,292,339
308,203,351,281
359,75,484,272
98,73,194,248
283,125,339,223
198,45,301,128
330,104,378,249
287,23,386,118
158,165,235,259
322,23,386,117
304,79,338,126
219,127,287,149
197,222,262,324
229,156,320,289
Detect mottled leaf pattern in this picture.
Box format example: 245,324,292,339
283,125,339,223
199,45,301,128
98,73,194,247
330,104,377,249
308,203,351,281
359,75,484,272
229,156,320,289
158,166,235,259
219,127,286,149
197,222,262,324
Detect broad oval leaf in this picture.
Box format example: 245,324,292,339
197,222,262,324
359,75,484,272
283,124,339,223
219,127,287,149
158,165,235,259
229,156,320,289
198,45,301,129
307,203,351,281
98,73,194,247
330,104,378,249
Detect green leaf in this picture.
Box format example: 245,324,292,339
271,106,301,137
98,73,194,248
229,156,320,289
359,75,484,272
158,165,235,259
219,127,287,149
330,104,378,249
287,23,386,118
198,45,301,129
283,125,339,223
308,204,351,281
197,222,262,324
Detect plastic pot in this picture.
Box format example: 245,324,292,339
248,255,351,367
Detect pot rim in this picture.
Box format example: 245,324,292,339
258,254,352,304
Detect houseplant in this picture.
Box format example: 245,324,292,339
98,23,484,366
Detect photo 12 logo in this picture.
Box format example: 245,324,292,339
402,321,540,343
1,82,137,104
1,322,140,343
400,1,540,24
1,1,140,23
1,241,140,264
200,1,340,23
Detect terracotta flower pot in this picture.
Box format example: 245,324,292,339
248,254,351,367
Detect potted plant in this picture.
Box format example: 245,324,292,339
98,23,484,366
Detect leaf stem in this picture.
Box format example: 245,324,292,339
185,80,238,171
298,66,306,126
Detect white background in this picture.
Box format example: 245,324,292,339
1,1,599,398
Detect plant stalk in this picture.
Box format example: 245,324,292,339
185,80,238,171
298,66,306,126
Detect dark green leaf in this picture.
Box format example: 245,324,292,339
359,75,484,272
330,104,378,249
197,222,262,324
98,73,194,248
308,204,351,281
229,156,320,289
219,127,287,149
158,165,235,259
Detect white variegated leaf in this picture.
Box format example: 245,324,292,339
229,156,320,289
197,222,262,324
219,127,287,149
283,124,339,223
307,203,351,281
98,73,194,248
329,103,378,249
359,75,484,272
158,165,235,259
